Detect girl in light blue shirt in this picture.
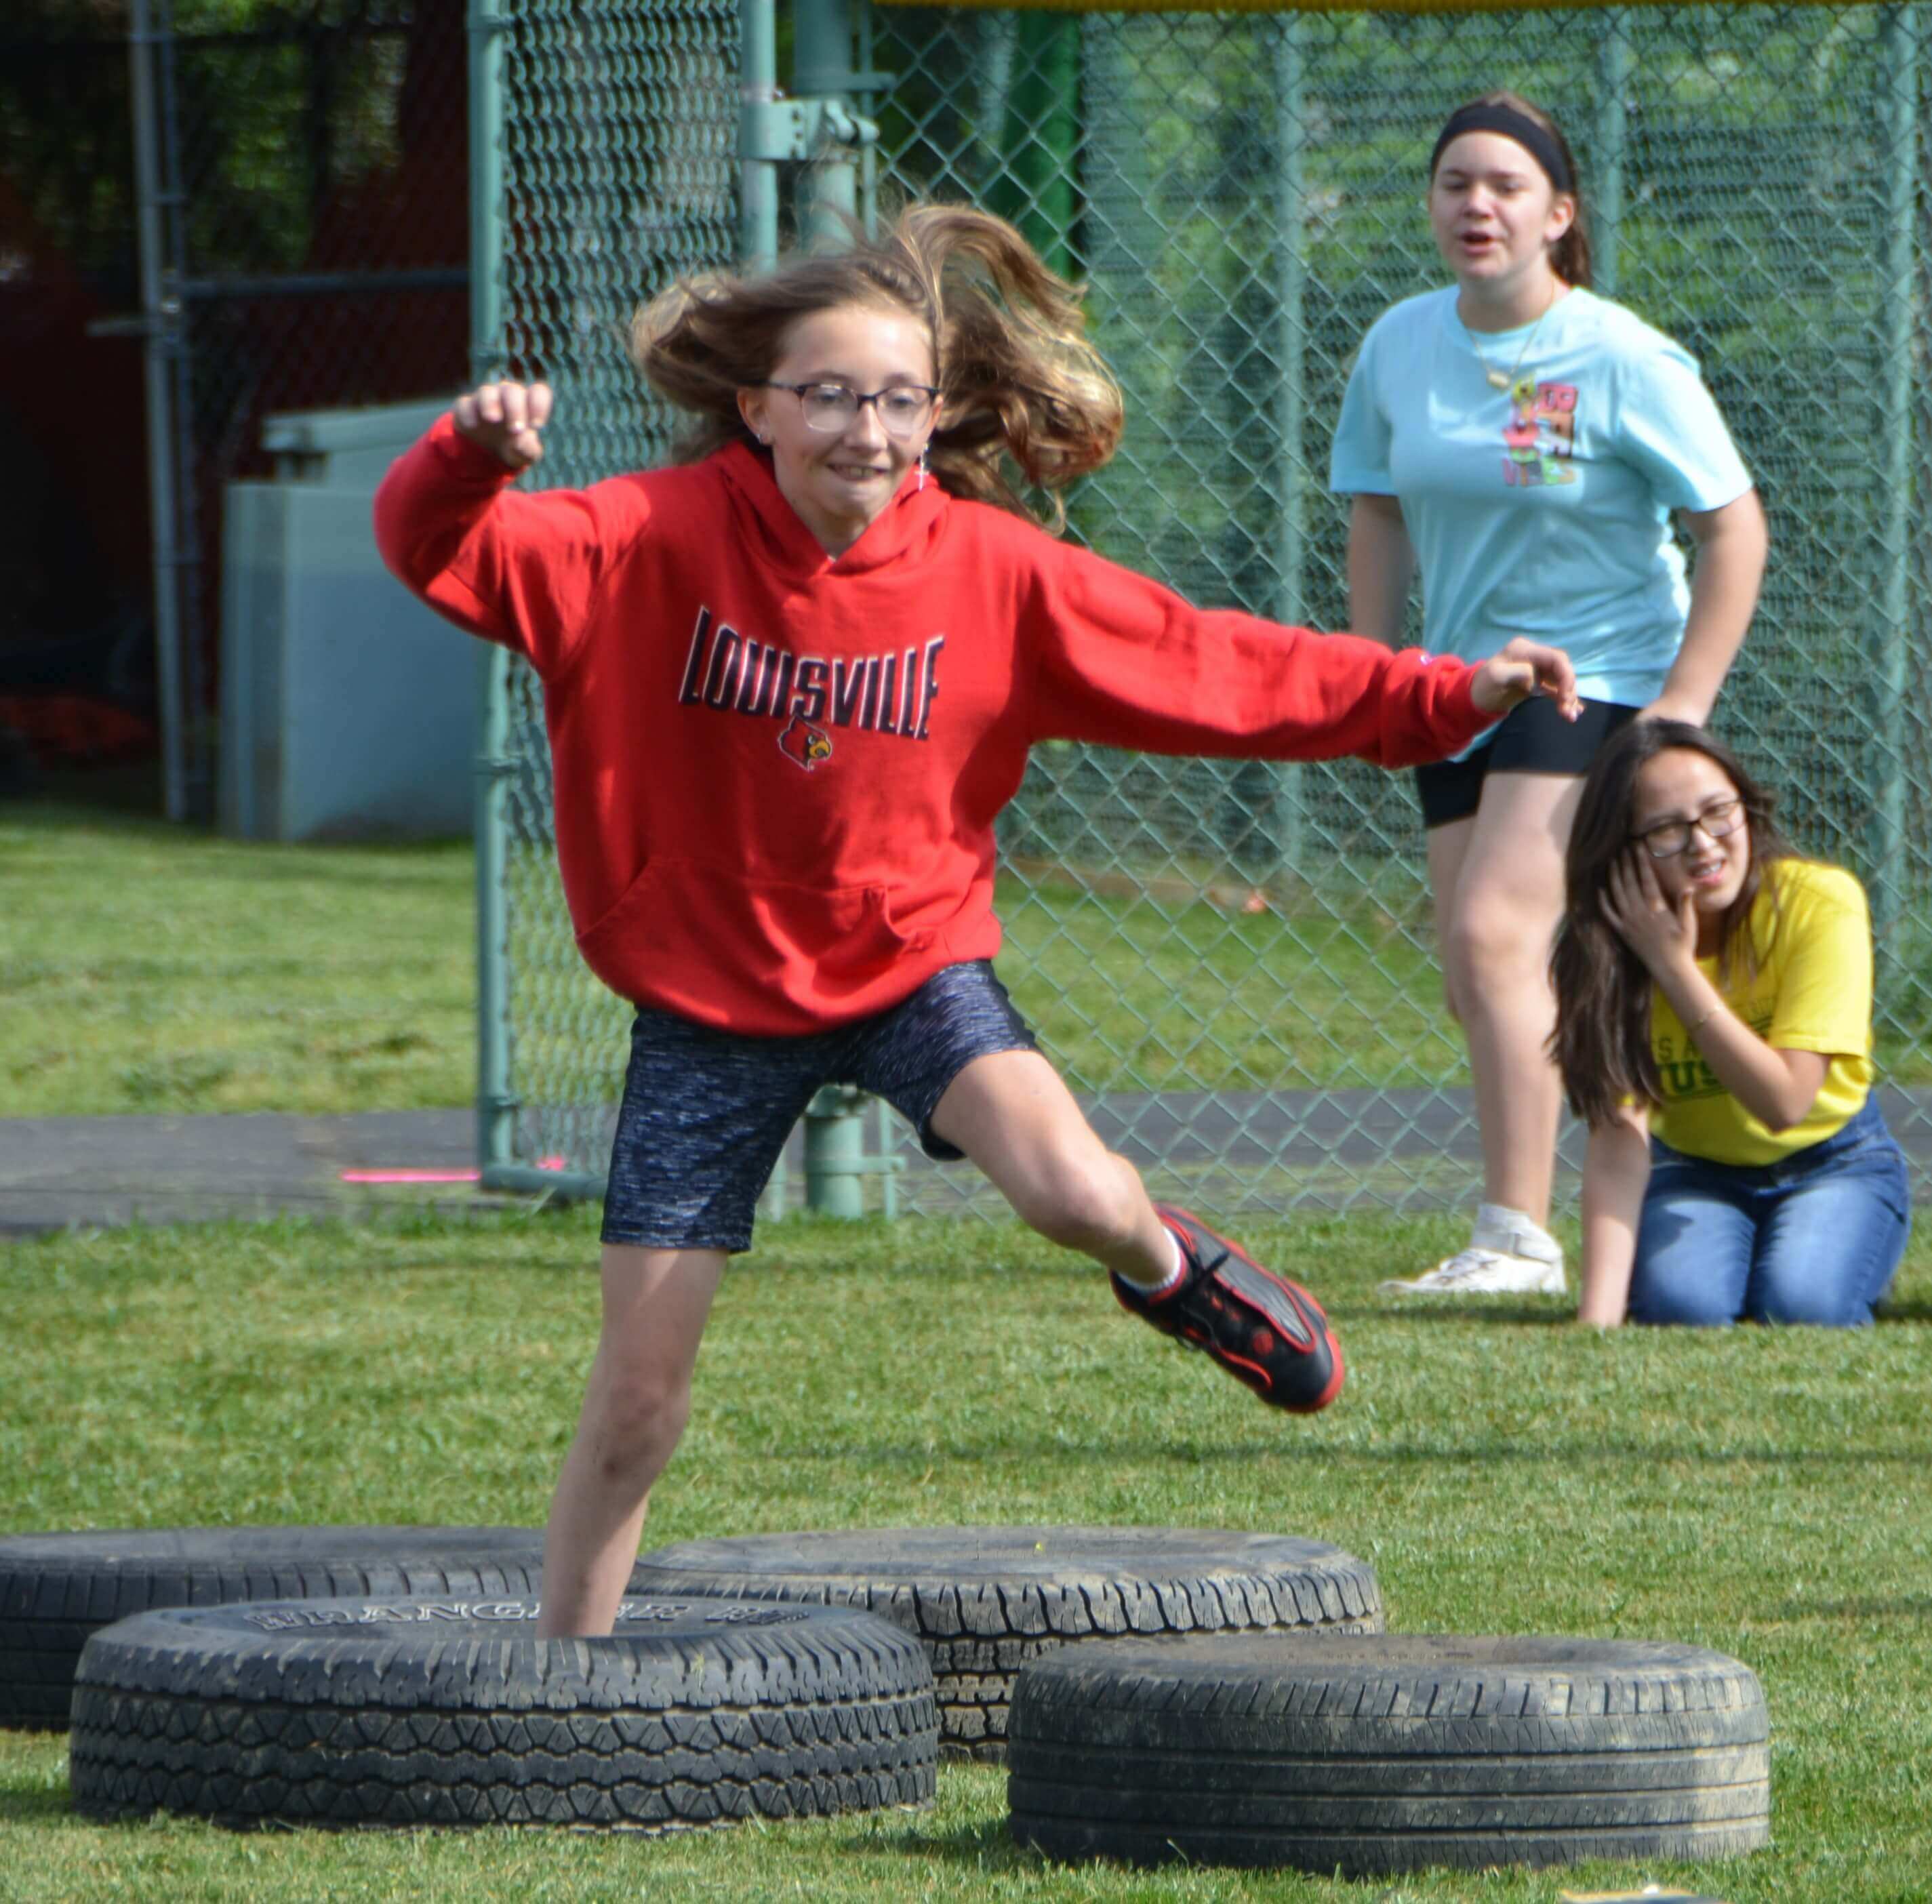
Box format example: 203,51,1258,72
1330,90,1768,1299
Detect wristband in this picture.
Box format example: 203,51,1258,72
1685,1001,1723,1036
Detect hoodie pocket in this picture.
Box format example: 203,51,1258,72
576,858,929,1015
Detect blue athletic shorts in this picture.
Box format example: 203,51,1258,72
600,960,1037,1253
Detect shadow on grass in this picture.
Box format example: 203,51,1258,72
778,1434,1929,1470
877,1810,1030,1869
1359,1302,1570,1327
1770,1595,1932,1621
0,1786,71,1825
1373,1297,1931,1326
1877,1298,1932,1323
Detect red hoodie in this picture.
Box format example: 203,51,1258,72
375,418,1490,1034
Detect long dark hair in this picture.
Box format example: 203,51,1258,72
630,203,1123,530
1434,90,1592,290
1550,721,1791,1127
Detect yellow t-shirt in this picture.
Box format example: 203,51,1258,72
1649,858,1874,1167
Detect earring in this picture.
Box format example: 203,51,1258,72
917,446,928,492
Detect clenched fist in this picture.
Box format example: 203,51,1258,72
454,379,553,471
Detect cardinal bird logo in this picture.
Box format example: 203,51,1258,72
778,715,833,771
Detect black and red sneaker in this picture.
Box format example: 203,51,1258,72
1112,1204,1344,1413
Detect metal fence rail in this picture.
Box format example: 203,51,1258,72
475,0,1932,1219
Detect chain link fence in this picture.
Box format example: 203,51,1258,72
475,0,741,1186
1,0,470,812
481,0,1932,1218
168,0,472,817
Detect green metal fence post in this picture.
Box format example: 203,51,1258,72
971,11,1018,199
796,0,860,245
1084,18,1161,550
473,657,519,1186
857,0,879,237
468,0,517,1187
743,0,782,1210
1593,8,1630,301
1272,12,1308,876
786,0,893,1213
997,14,1081,280
804,1085,868,1218
127,0,189,825
1875,2,1919,949
740,0,779,268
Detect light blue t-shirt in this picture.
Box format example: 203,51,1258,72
1329,286,1752,721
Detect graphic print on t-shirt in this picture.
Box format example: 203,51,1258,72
675,605,945,769
1502,376,1577,488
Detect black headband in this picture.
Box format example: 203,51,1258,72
1429,104,1574,194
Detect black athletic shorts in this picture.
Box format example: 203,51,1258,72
1415,694,1641,829
600,959,1037,1253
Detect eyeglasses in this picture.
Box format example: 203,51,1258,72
763,381,940,438
1634,797,1746,859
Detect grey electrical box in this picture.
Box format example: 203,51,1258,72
220,400,477,841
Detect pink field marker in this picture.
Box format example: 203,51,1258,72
340,1156,568,1186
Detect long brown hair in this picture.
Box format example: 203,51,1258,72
1550,721,1791,1128
1434,90,1592,290
630,203,1123,530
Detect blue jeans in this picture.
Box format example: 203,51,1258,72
1630,1095,1910,1329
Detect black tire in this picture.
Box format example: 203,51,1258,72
629,1527,1383,1762
71,1593,938,1832
0,1526,549,1730
1008,1633,1770,1875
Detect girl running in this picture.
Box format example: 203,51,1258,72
376,203,1576,1636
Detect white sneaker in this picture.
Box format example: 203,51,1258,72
1379,1204,1567,1297
1377,1245,1567,1297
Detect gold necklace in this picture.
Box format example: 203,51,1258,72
1463,281,1559,391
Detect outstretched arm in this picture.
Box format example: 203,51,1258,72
1025,540,1575,769
1345,497,1577,718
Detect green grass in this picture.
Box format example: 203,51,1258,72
3,807,1465,1118
0,806,475,1116
3,1207,1930,1901
999,869,1460,1091
10,803,1932,1119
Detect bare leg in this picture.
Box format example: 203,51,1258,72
535,1242,725,1638
929,1048,1173,1282
933,1047,1342,1409
1434,772,1586,1227
1424,813,1477,1028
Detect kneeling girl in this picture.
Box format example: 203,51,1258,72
1552,720,1908,1327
